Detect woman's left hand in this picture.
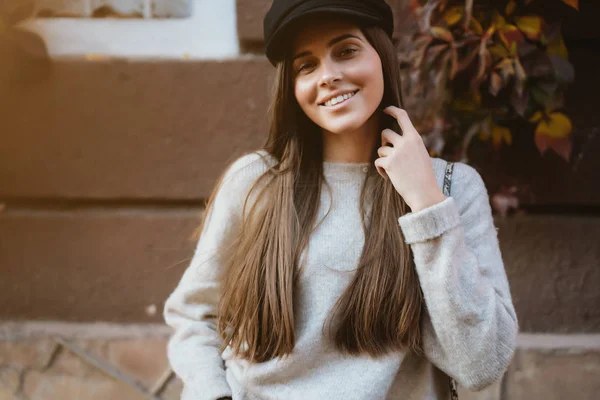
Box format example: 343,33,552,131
374,106,446,212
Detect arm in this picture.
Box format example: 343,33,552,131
164,153,268,400
398,163,518,391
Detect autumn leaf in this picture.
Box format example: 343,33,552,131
469,18,483,35
488,45,509,61
443,6,463,27
492,12,506,30
430,26,454,43
490,72,503,96
498,25,524,53
479,117,512,149
547,36,569,59
534,112,573,161
492,122,512,148
515,16,544,41
505,0,517,16
561,0,579,10
514,58,527,96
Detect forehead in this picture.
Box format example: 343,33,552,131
291,18,363,54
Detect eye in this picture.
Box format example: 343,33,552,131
296,62,315,74
339,47,358,57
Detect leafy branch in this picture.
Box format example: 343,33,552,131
402,0,578,163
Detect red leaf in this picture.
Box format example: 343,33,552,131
561,0,579,10
535,135,572,161
534,112,573,161
499,25,525,50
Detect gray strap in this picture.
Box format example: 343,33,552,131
444,160,459,400
443,161,454,197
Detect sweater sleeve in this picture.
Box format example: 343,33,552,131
398,163,518,391
163,153,270,400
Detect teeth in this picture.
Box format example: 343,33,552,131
324,91,356,107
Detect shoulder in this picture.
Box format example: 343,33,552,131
221,150,277,190
212,150,277,213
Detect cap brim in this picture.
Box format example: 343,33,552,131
265,6,381,65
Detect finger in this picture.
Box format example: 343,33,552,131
377,146,393,158
382,128,402,147
383,106,416,137
374,158,388,179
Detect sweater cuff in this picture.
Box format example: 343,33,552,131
398,197,460,244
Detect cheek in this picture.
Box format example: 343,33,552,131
294,79,315,113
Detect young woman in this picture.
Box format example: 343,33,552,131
164,1,518,399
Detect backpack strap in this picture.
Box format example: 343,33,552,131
443,161,454,197
443,160,459,400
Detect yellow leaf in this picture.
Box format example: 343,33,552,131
453,91,481,112
529,111,544,122
469,18,483,35
492,122,512,148
430,26,454,42
505,0,517,15
548,37,569,59
444,6,463,26
535,112,572,138
489,45,509,61
493,12,506,30
515,16,543,41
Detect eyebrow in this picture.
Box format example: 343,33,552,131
292,34,361,61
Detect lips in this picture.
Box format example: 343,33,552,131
319,90,359,107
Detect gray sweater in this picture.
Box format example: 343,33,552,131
163,151,518,400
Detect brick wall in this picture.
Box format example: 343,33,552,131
1,1,600,399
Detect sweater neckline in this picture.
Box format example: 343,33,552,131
322,160,370,183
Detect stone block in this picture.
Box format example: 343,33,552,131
0,210,202,322
161,377,184,400
151,0,193,18
497,215,600,333
23,370,144,400
36,0,90,18
0,58,272,200
504,349,600,399
457,378,502,400
0,367,21,394
107,338,169,386
0,339,55,371
49,340,108,378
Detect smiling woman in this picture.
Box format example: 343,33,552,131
163,1,519,400
292,21,385,159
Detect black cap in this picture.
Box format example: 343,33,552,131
263,0,394,66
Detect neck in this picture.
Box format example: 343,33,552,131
322,114,379,163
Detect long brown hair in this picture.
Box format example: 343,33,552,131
208,25,423,363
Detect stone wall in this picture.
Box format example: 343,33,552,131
1,1,599,399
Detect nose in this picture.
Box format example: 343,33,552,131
318,59,342,87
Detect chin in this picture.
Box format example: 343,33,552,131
319,115,371,135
